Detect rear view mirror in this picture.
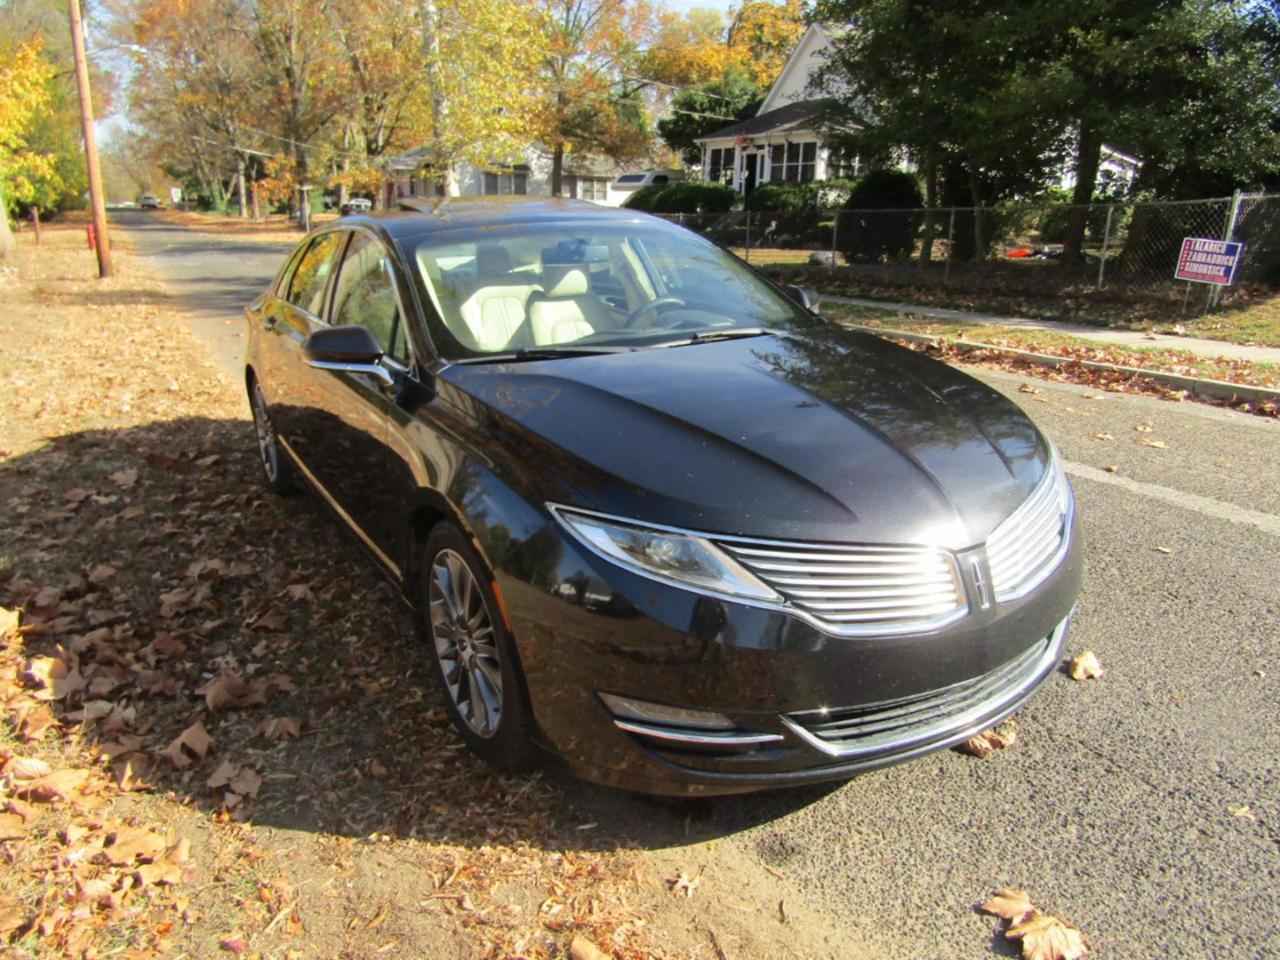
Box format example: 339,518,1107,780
302,325,392,386
785,284,822,313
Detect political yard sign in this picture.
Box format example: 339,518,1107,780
1175,237,1244,285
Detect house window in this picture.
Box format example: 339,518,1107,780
769,142,817,183
579,178,608,202
482,167,530,195
829,147,863,180
707,147,735,185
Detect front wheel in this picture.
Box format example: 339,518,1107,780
249,377,298,495
421,524,537,769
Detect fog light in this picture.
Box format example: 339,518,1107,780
599,693,736,731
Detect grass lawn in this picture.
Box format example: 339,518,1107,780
825,303,1280,390
765,263,1280,349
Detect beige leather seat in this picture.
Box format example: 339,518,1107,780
457,245,539,351
529,264,613,345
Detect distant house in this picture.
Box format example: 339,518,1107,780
382,146,628,207
695,25,860,195
695,23,1140,197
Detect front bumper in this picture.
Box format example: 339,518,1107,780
496,510,1082,796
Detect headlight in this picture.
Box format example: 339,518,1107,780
548,505,780,601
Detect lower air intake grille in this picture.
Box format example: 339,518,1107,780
786,631,1059,758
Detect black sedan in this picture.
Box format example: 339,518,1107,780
244,198,1081,795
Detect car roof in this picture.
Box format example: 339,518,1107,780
337,196,654,241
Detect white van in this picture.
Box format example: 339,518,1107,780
611,170,686,193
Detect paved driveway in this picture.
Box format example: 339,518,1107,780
118,212,1280,959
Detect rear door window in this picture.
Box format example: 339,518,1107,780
286,232,344,316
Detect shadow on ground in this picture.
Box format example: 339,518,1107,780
1,416,844,860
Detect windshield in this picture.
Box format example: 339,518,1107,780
409,220,814,360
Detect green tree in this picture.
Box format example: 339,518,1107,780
656,66,763,166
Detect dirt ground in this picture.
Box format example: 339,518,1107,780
0,228,859,958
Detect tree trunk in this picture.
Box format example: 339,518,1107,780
1062,121,1102,263
551,142,565,197
235,153,248,218
420,0,452,195
969,167,985,262
0,182,15,266
919,152,938,267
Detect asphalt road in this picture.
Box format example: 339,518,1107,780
117,210,1280,959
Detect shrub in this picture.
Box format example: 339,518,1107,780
623,181,737,214
746,180,859,247
838,169,924,262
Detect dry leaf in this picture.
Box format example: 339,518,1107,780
1068,651,1104,681
103,826,167,865
197,670,255,711
220,934,249,955
23,655,86,700
1007,911,1089,960
255,716,301,741
1019,383,1042,394
1137,438,1168,449
0,898,24,935
570,935,613,960
251,609,288,632
982,888,1035,923
0,605,21,639
668,871,700,897
19,768,90,804
1135,421,1154,432
207,758,240,790
958,720,1017,758
160,721,213,768
87,563,117,585
5,756,53,781
229,767,262,798
108,468,139,489
1089,432,1115,441
1154,545,1173,554
0,813,29,841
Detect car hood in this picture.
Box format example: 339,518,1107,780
443,328,1048,548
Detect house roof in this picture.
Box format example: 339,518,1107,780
694,99,839,143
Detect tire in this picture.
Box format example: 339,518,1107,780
420,523,537,770
248,376,299,496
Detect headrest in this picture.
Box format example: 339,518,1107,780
475,244,511,276
541,264,589,298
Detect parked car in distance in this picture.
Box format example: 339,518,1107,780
612,169,685,193
243,197,1081,795
341,197,373,216
139,195,161,209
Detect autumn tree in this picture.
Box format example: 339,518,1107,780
725,0,807,87
534,0,654,196
0,36,57,259
406,0,542,195
656,66,763,166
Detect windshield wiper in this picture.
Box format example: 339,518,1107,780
450,345,630,365
650,327,770,349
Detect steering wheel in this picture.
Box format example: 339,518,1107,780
623,296,685,329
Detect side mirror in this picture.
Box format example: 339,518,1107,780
785,284,821,313
302,325,392,386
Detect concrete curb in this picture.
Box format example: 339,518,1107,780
845,323,1280,407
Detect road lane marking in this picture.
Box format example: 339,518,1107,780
1064,461,1280,537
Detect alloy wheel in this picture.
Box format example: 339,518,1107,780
251,381,280,482
428,548,503,738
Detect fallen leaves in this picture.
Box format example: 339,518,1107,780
16,767,90,804
1068,651,1105,681
1136,437,1168,449
957,719,1018,758
981,888,1089,960
667,871,701,898
22,653,86,700
570,934,613,960
254,715,301,741
159,720,213,768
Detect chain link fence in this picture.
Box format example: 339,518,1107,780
656,193,1280,310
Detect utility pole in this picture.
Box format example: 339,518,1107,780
68,0,111,278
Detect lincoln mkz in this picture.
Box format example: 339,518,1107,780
244,198,1081,795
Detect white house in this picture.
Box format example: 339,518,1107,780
695,25,859,195
696,23,1141,197
382,145,629,207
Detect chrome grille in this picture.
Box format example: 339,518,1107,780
716,540,964,635
785,623,1064,758
986,464,1071,601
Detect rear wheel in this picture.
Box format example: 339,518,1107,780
249,377,298,495
421,523,536,769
